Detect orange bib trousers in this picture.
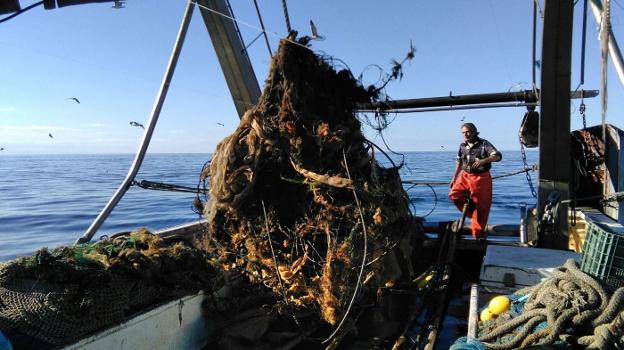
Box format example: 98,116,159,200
448,171,492,238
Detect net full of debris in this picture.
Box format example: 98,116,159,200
202,33,422,347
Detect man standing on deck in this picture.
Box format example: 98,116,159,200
449,123,502,239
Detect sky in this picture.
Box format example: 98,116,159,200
1,0,623,154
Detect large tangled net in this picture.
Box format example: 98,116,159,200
202,33,421,336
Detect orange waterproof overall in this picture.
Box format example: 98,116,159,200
448,170,492,238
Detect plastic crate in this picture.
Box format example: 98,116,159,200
580,222,624,289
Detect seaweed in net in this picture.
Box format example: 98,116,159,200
202,33,422,342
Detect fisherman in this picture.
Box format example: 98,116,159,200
449,122,502,239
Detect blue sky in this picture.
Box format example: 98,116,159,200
0,0,622,154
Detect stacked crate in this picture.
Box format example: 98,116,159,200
580,221,624,289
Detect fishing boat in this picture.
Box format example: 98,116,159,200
1,0,624,349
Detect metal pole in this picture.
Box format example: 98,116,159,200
356,89,597,112
76,1,195,244
590,0,624,87
520,204,528,244
467,283,479,344
196,0,261,118
538,0,573,249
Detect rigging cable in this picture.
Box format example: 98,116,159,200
251,0,273,56
532,0,537,91
575,0,590,130
224,0,249,56
401,165,539,187
402,166,537,218
190,1,310,51
580,0,589,87
600,0,611,150
526,1,540,201
280,0,292,33
0,1,44,24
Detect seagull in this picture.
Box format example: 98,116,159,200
216,122,224,127
129,121,145,129
66,97,80,104
48,133,53,138
309,20,325,41
112,0,125,9
440,146,445,149
460,116,465,121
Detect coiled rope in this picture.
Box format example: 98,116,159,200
478,259,624,349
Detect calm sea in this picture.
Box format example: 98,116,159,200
0,151,537,261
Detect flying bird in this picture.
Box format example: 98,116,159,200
216,122,224,127
129,121,145,129
309,20,325,41
112,0,125,9
66,97,80,104
0,147,4,151
460,116,465,121
48,133,53,139
440,146,445,149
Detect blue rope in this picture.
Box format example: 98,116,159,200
450,337,487,350
509,293,529,316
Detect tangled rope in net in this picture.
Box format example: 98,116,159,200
478,259,624,349
202,33,421,331
0,229,217,347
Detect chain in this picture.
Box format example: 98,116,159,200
520,140,538,198
580,98,587,130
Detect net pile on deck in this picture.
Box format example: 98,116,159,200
202,33,420,341
0,229,217,347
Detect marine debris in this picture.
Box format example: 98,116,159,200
202,33,422,347
0,229,218,348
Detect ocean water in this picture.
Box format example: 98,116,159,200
0,151,537,261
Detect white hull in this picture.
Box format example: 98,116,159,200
65,292,213,350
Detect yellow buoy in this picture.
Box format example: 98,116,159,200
417,273,434,289
488,295,511,315
480,308,494,322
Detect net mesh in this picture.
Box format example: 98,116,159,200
0,229,218,347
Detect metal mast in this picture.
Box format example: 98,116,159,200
537,0,574,249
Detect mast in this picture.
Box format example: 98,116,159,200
196,0,261,118
537,0,574,249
